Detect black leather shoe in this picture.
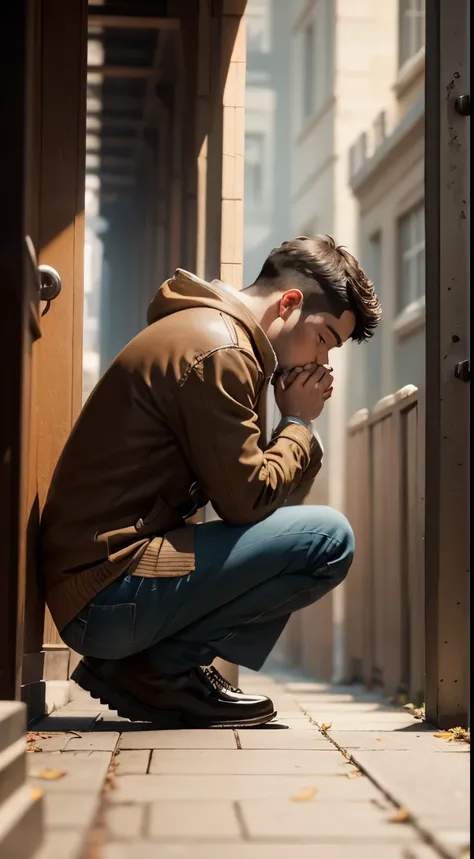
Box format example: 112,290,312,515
71,655,276,728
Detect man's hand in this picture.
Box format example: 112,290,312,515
275,363,333,424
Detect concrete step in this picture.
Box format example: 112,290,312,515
0,702,44,859
0,784,43,859
0,703,25,755
0,738,26,809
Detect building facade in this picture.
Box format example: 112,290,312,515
347,0,426,416
250,0,429,679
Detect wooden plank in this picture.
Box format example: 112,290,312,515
96,117,144,130
370,419,385,687
37,0,87,647
424,0,470,728
344,411,370,682
98,174,135,187
88,65,155,79
88,15,179,30
100,155,136,169
0,1,43,700
405,398,424,705
381,390,411,700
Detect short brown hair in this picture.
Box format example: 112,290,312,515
253,235,382,342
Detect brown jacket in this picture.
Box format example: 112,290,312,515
41,270,323,632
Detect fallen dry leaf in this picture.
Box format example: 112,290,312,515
388,806,410,823
320,722,332,732
27,732,52,741
31,788,44,802
375,738,382,743
346,770,363,779
434,727,470,744
291,787,318,802
26,744,42,753
31,768,67,781
448,727,470,744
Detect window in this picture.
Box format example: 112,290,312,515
244,133,265,208
302,22,315,121
398,0,425,68
246,0,270,54
368,232,382,298
398,204,425,311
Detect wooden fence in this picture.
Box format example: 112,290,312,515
344,385,425,704
273,385,426,706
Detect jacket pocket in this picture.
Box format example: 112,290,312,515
81,603,136,660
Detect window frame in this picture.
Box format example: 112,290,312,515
397,202,426,314
398,0,426,69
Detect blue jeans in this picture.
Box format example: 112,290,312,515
61,506,354,675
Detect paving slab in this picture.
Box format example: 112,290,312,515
64,732,119,752
238,799,416,842
404,847,450,859
308,710,415,723
269,718,317,730
41,791,101,829
115,749,150,774
109,773,383,802
328,730,469,753
102,845,416,859
414,822,470,858
148,748,352,776
106,804,146,840
28,750,111,792
300,702,395,713
147,799,242,840
237,729,335,750
26,733,70,752
350,749,470,820
119,729,237,750
31,829,87,859
309,717,418,731
273,710,310,719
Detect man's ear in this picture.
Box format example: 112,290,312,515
279,289,304,319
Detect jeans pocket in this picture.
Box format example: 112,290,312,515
81,603,136,660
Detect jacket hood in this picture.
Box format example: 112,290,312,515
147,269,276,378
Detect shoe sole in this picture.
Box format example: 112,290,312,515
71,660,277,729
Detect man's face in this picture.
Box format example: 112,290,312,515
267,289,355,370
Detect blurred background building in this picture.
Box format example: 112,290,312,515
242,0,426,679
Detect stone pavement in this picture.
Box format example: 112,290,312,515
27,665,470,859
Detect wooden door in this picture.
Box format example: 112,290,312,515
0,0,86,705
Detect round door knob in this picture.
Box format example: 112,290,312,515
38,264,62,301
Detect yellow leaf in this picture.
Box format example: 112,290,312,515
320,722,332,732
388,807,410,823
375,738,382,743
31,788,44,802
291,787,318,802
26,744,42,753
434,732,453,740
32,768,67,780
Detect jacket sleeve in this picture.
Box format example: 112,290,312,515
173,347,320,525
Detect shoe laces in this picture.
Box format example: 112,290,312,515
202,665,243,694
